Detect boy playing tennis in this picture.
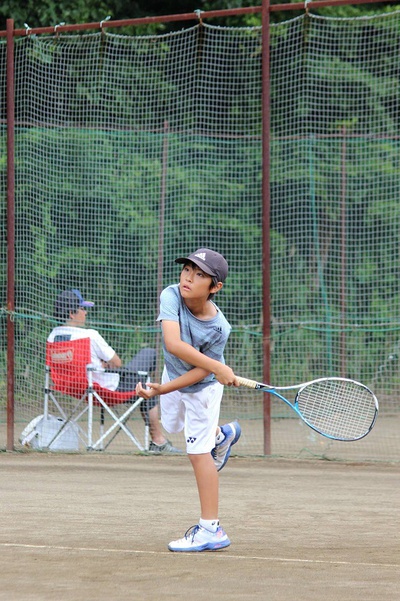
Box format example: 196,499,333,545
136,248,241,552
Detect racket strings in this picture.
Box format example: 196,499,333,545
296,380,377,440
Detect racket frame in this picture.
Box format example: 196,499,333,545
236,376,379,441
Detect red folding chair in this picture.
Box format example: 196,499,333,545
44,338,147,451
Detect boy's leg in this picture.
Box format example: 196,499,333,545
168,452,230,552
212,421,242,471
188,453,219,519
115,366,182,453
167,382,230,552
147,404,183,454
159,367,186,436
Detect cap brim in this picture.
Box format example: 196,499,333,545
175,257,215,277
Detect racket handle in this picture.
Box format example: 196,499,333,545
236,376,259,389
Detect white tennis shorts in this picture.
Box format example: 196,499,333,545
160,367,224,454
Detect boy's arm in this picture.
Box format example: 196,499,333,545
162,320,237,386
136,366,209,399
93,332,122,368
102,352,122,369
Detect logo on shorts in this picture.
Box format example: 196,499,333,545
187,436,197,444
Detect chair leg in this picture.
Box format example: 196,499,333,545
102,409,141,450
45,390,88,447
89,394,145,451
100,406,105,451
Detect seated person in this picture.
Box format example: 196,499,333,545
47,288,182,454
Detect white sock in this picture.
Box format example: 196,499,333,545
215,430,225,444
199,518,219,533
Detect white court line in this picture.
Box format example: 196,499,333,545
0,542,398,568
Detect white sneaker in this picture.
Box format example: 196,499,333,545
211,421,241,471
168,524,231,552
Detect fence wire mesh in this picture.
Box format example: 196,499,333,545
1,11,400,460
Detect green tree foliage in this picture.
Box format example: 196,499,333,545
0,0,397,32
0,0,204,31
2,9,400,388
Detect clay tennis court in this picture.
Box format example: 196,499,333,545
0,452,398,601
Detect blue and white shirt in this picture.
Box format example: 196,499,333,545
157,284,231,392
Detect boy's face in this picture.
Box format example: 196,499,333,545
179,262,222,301
69,306,87,325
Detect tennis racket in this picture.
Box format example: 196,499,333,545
236,376,378,441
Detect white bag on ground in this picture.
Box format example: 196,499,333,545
20,414,80,451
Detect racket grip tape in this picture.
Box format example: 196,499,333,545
236,376,259,389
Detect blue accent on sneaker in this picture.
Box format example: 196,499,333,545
211,420,241,472
168,524,231,552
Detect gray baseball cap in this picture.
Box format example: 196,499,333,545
175,248,228,283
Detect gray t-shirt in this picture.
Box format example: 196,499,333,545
157,284,231,392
